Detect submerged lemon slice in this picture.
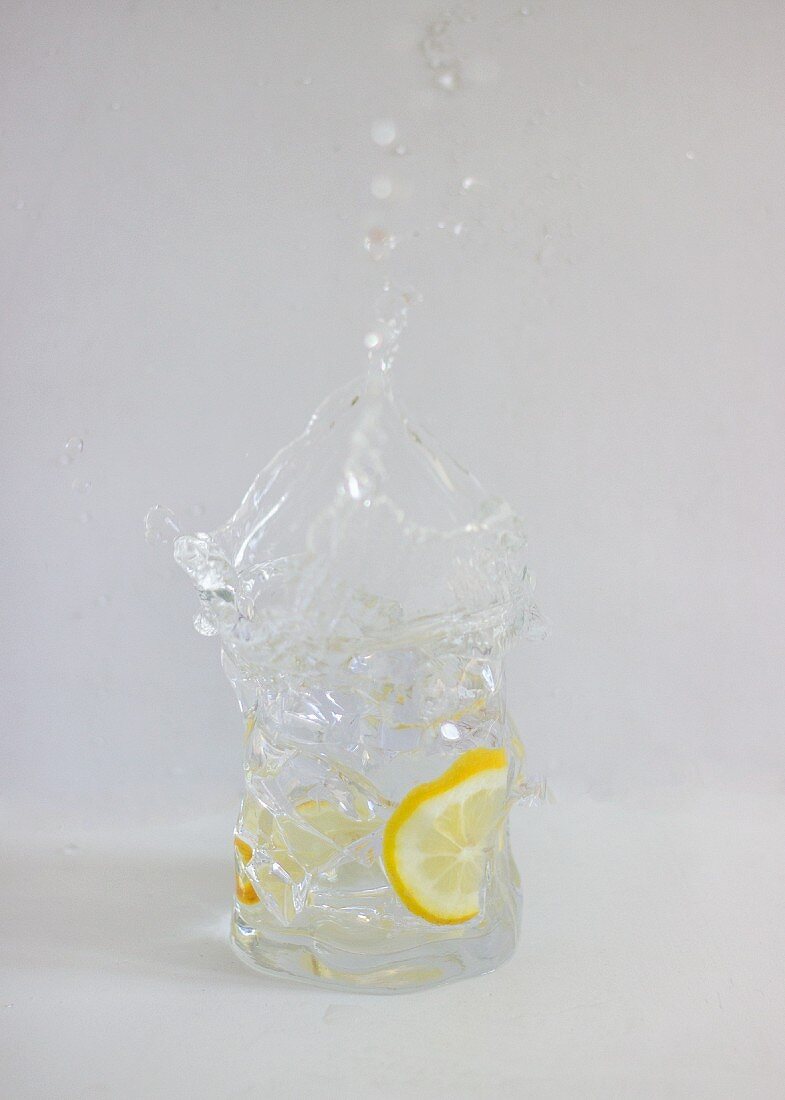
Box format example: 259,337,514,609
383,747,508,925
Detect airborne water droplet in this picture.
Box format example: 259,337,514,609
370,175,393,200
364,227,396,261
193,610,218,636
72,478,92,494
371,119,397,147
144,505,180,546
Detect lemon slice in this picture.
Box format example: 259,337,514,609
383,747,508,924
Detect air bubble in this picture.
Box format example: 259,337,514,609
364,331,382,350
72,478,92,494
441,722,461,741
370,174,393,200
461,177,478,192
144,505,180,546
371,119,397,147
685,150,695,160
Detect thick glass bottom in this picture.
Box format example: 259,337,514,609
230,903,520,994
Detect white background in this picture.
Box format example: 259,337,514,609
2,2,784,1096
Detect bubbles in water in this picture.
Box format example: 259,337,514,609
193,609,218,636
144,505,181,546
364,227,397,262
72,478,92,494
370,175,393,200
371,119,397,147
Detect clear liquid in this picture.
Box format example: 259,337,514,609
231,644,524,992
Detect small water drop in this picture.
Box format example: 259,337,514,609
59,436,83,465
453,222,464,236
189,502,205,517
461,176,478,192
62,843,79,855
79,510,92,524
441,722,461,741
364,227,397,261
193,610,218,636
371,119,397,147
71,478,92,494
144,505,180,546
111,101,121,111
436,67,459,92
393,143,408,156
370,174,393,200
298,76,313,86
520,5,530,14
364,331,382,350
97,593,110,607
685,150,695,160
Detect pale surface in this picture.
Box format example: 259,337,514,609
2,0,785,1095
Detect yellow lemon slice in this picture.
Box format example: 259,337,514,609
383,747,508,925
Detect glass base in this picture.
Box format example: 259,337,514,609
230,904,520,994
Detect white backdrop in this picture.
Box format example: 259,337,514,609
3,2,784,1096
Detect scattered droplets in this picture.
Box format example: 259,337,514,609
371,119,397,147
193,609,218,636
370,174,393,200
364,226,397,261
366,281,423,372
71,478,92,494
144,505,181,546
421,16,462,92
